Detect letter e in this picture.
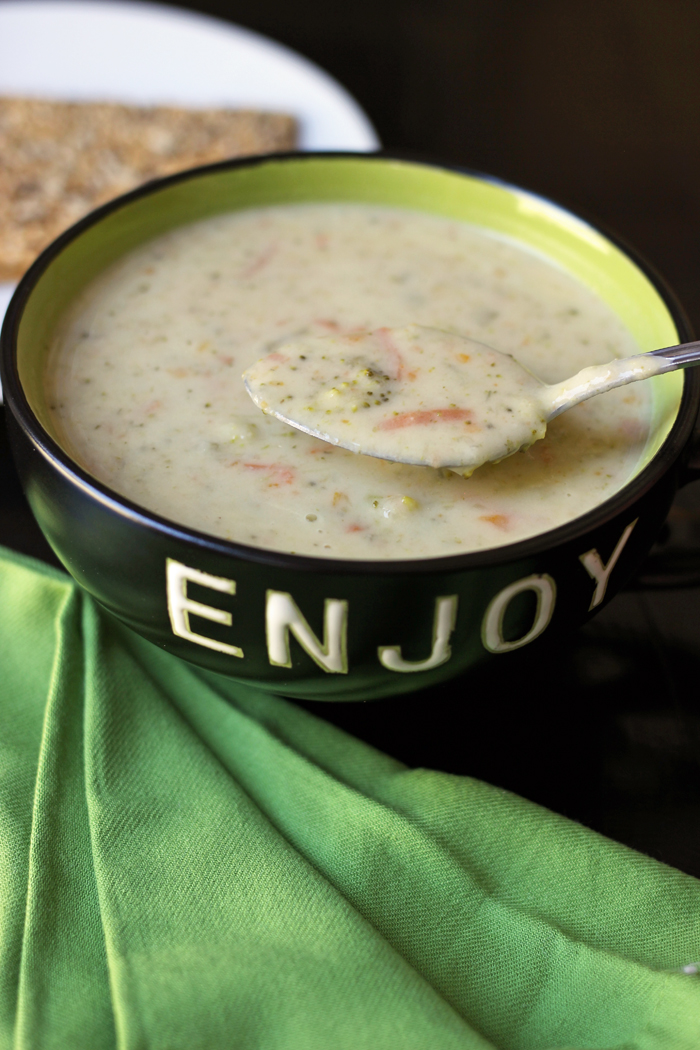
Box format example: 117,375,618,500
166,558,243,657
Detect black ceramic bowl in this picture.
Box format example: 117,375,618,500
2,153,698,700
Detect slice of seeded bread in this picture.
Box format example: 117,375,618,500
0,97,298,281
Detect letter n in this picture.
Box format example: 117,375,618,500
266,591,348,673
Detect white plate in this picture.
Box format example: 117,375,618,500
0,0,380,335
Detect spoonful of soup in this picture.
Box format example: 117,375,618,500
243,324,700,474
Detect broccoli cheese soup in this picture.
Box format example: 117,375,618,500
45,203,653,560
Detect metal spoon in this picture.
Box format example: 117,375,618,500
243,324,700,473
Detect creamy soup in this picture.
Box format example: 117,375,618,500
45,203,653,560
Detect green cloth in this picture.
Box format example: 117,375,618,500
0,546,699,1050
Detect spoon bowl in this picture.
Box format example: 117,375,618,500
244,325,700,473
243,324,549,473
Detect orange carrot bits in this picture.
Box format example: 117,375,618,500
376,407,473,431
527,443,554,465
479,513,510,530
457,353,470,363
618,419,646,441
375,327,405,380
242,462,296,485
239,243,277,280
345,523,366,533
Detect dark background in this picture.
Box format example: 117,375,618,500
178,0,700,332
4,0,700,876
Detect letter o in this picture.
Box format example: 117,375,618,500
481,574,557,654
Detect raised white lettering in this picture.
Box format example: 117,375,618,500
266,591,348,673
481,574,556,653
579,519,638,611
166,558,243,657
378,595,458,672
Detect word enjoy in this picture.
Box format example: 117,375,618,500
166,519,637,674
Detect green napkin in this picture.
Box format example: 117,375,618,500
1,546,699,1050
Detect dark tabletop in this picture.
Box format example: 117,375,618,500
3,0,700,877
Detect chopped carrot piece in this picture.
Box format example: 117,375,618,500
376,327,405,380
479,513,510,529
618,419,645,441
376,407,473,430
527,444,553,465
242,462,295,485
239,243,277,280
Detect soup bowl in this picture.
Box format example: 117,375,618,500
1,153,698,701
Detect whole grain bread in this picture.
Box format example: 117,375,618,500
0,96,297,281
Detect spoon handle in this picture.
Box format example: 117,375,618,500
649,339,700,368
545,351,678,420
